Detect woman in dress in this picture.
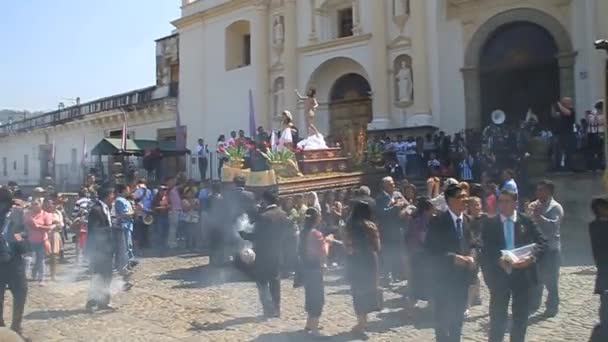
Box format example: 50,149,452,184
298,208,332,337
45,198,64,281
25,199,52,284
344,200,382,334
152,186,170,250
404,197,434,307
216,134,228,180
181,186,201,251
278,110,295,150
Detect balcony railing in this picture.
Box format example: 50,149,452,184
0,85,175,137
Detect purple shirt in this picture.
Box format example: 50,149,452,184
169,187,182,211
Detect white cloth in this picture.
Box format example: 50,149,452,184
278,127,293,148
296,133,327,150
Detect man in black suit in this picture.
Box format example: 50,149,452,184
241,190,288,318
480,189,547,342
0,187,29,340
425,184,478,342
589,197,608,341
224,176,257,259
85,186,130,312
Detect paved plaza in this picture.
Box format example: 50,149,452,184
1,246,599,342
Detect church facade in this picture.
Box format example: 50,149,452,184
174,0,607,148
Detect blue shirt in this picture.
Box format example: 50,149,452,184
134,187,153,214
500,178,518,195
114,196,134,231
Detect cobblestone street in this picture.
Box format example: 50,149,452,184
1,247,598,342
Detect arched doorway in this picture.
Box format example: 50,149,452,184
328,73,372,165
462,8,575,129
480,22,559,126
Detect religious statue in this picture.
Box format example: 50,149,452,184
295,88,319,136
393,0,409,17
395,61,413,103
273,16,284,48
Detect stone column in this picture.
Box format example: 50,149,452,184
308,0,318,42
283,0,298,117
253,0,270,129
409,0,430,115
557,52,577,100
351,0,361,35
368,0,391,130
462,66,481,129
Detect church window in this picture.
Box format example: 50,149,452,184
337,7,353,38
226,20,252,70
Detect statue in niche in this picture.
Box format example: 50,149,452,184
395,60,413,103
273,15,284,49
393,0,410,17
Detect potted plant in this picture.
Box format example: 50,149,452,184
224,141,249,169
260,148,296,177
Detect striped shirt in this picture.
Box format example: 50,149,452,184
72,197,93,223
459,160,473,181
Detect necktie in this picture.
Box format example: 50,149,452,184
505,218,514,250
456,218,463,240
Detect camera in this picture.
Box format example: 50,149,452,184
595,39,608,52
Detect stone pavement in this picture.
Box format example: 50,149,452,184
1,248,599,342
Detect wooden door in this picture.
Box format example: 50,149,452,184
329,98,372,166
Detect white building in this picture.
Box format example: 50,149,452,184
174,0,608,149
0,34,180,188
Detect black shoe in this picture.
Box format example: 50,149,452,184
85,301,98,313
544,308,558,318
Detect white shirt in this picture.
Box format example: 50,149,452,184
196,144,209,158
448,208,464,228
405,141,417,155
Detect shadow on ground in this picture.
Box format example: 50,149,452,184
190,316,264,331
25,309,90,320
158,264,253,289
250,330,369,341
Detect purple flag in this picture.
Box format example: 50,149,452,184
249,89,256,138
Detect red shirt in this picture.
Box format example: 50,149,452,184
305,229,325,261
26,210,53,243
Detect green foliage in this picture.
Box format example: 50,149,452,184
260,149,295,163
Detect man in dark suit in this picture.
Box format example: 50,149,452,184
0,187,29,340
425,183,477,342
224,176,257,259
85,186,130,312
480,189,547,342
589,197,608,341
241,190,288,318
376,176,407,283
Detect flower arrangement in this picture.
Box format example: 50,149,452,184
224,140,255,168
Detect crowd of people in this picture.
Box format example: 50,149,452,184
0,138,607,341
375,99,606,187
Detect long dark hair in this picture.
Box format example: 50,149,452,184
298,208,321,259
